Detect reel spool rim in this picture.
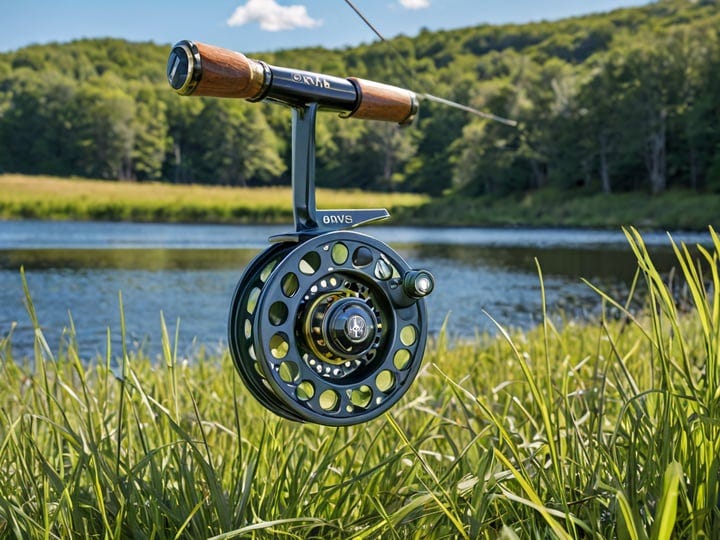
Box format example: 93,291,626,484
228,242,306,422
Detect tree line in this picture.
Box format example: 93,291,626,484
0,0,718,196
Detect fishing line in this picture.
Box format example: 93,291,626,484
342,0,518,127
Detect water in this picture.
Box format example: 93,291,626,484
0,220,712,360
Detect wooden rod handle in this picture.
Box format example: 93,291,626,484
347,78,417,125
167,40,266,99
167,40,418,124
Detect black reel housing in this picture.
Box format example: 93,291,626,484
225,103,434,426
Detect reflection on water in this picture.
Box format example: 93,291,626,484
0,248,256,271
0,221,713,360
407,243,681,282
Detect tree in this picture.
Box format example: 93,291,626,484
131,88,169,181
614,36,685,194
668,26,719,190
0,69,78,176
188,100,285,185
69,79,136,179
362,122,417,191
163,95,204,183
574,50,639,193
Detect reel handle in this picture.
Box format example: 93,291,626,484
167,40,418,124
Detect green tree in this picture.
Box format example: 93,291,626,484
0,69,77,176
188,100,285,185
69,80,136,179
131,88,169,181
574,50,638,193
163,95,204,183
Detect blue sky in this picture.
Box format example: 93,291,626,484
2,0,652,54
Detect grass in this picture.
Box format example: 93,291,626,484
2,174,720,230
0,174,428,224
0,227,719,538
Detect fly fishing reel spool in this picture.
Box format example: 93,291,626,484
168,41,434,425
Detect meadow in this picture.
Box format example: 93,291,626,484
2,174,720,230
0,228,718,538
0,175,428,224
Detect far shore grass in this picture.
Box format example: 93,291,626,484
0,174,428,224
1,173,719,230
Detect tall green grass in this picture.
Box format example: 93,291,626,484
0,227,718,538
0,174,428,224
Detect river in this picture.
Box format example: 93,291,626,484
0,220,712,360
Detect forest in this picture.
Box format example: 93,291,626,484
0,0,719,197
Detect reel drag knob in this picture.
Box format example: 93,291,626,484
403,270,434,299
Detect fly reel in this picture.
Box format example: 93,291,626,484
168,40,434,425
228,231,433,425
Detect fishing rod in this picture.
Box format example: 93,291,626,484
342,0,519,127
168,40,434,426
165,0,522,425
166,0,521,426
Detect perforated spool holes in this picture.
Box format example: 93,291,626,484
247,287,261,314
393,349,411,370
331,242,349,265
281,272,299,297
375,370,395,393
299,251,321,275
374,258,393,280
352,246,373,267
260,260,277,282
268,301,288,326
319,389,339,411
296,381,314,401
253,361,263,377
400,325,417,346
278,361,299,383
350,385,373,408
269,333,289,359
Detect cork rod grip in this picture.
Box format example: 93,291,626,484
167,41,418,123
348,78,418,125
167,41,266,99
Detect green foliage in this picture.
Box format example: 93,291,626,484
0,1,719,196
2,229,720,537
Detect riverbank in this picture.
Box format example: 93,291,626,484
402,187,720,230
1,228,717,537
0,174,427,224
1,174,718,230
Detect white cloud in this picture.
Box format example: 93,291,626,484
399,0,430,9
227,0,322,32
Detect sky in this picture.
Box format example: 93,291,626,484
1,0,653,54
